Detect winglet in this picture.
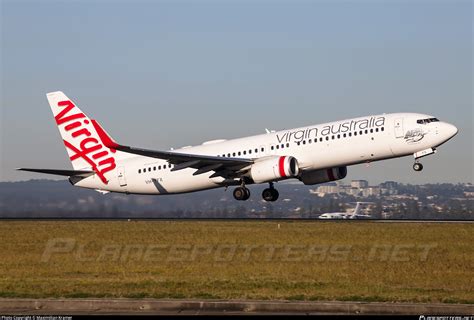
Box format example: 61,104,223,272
91,119,120,150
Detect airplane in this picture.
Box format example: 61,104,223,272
18,91,458,202
318,202,371,219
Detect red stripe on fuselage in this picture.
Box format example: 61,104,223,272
279,156,287,178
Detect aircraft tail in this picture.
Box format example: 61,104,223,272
353,202,362,215
46,91,128,184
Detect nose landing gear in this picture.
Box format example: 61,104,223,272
413,162,423,172
412,148,436,172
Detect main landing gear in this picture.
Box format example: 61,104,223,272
233,182,280,202
262,182,279,202
233,185,250,201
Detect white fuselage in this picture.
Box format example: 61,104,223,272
72,112,458,195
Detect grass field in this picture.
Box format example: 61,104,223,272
0,220,472,303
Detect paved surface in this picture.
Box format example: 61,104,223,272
0,298,472,315
2,219,473,222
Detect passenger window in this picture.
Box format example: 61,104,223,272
381,127,384,131
238,151,241,156
233,152,236,156
249,150,252,154
148,167,151,172
331,136,335,140
271,146,274,150
337,134,340,139
326,136,329,141
303,140,306,145
243,150,246,155
281,144,284,148
153,166,156,171
349,132,352,137
343,133,346,138
276,145,279,149
375,128,379,132
261,147,264,152
308,139,312,144
354,132,357,136
255,148,259,153
320,137,323,142
286,143,290,147
365,130,368,134
370,129,373,133
138,169,141,174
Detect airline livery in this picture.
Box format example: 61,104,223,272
18,92,458,201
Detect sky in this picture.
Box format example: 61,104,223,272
1,0,472,184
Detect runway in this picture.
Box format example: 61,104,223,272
1,298,473,315
1,218,473,223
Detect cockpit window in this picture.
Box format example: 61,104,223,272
417,118,439,124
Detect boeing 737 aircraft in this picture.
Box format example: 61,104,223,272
18,92,458,201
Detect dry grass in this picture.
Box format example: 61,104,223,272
0,220,472,303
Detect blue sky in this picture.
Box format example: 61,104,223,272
1,0,472,183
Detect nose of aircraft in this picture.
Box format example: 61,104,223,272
446,123,458,138
443,122,458,140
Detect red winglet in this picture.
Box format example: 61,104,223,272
91,119,120,150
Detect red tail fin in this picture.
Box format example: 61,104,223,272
91,119,120,150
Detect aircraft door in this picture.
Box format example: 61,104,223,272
117,166,127,187
394,118,404,138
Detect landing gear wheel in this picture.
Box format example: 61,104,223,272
243,187,251,200
262,188,279,202
413,162,423,172
233,187,250,201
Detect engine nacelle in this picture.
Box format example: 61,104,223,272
299,166,347,185
250,156,299,184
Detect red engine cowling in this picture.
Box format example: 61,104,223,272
299,166,347,185
250,156,299,184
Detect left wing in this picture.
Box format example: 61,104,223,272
92,120,253,178
16,168,95,177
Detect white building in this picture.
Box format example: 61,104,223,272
351,180,369,188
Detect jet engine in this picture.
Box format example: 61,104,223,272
299,166,347,185
250,156,299,184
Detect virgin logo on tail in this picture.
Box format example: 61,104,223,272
55,100,116,184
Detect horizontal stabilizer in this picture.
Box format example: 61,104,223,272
16,168,95,177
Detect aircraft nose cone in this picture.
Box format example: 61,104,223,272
445,123,458,138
